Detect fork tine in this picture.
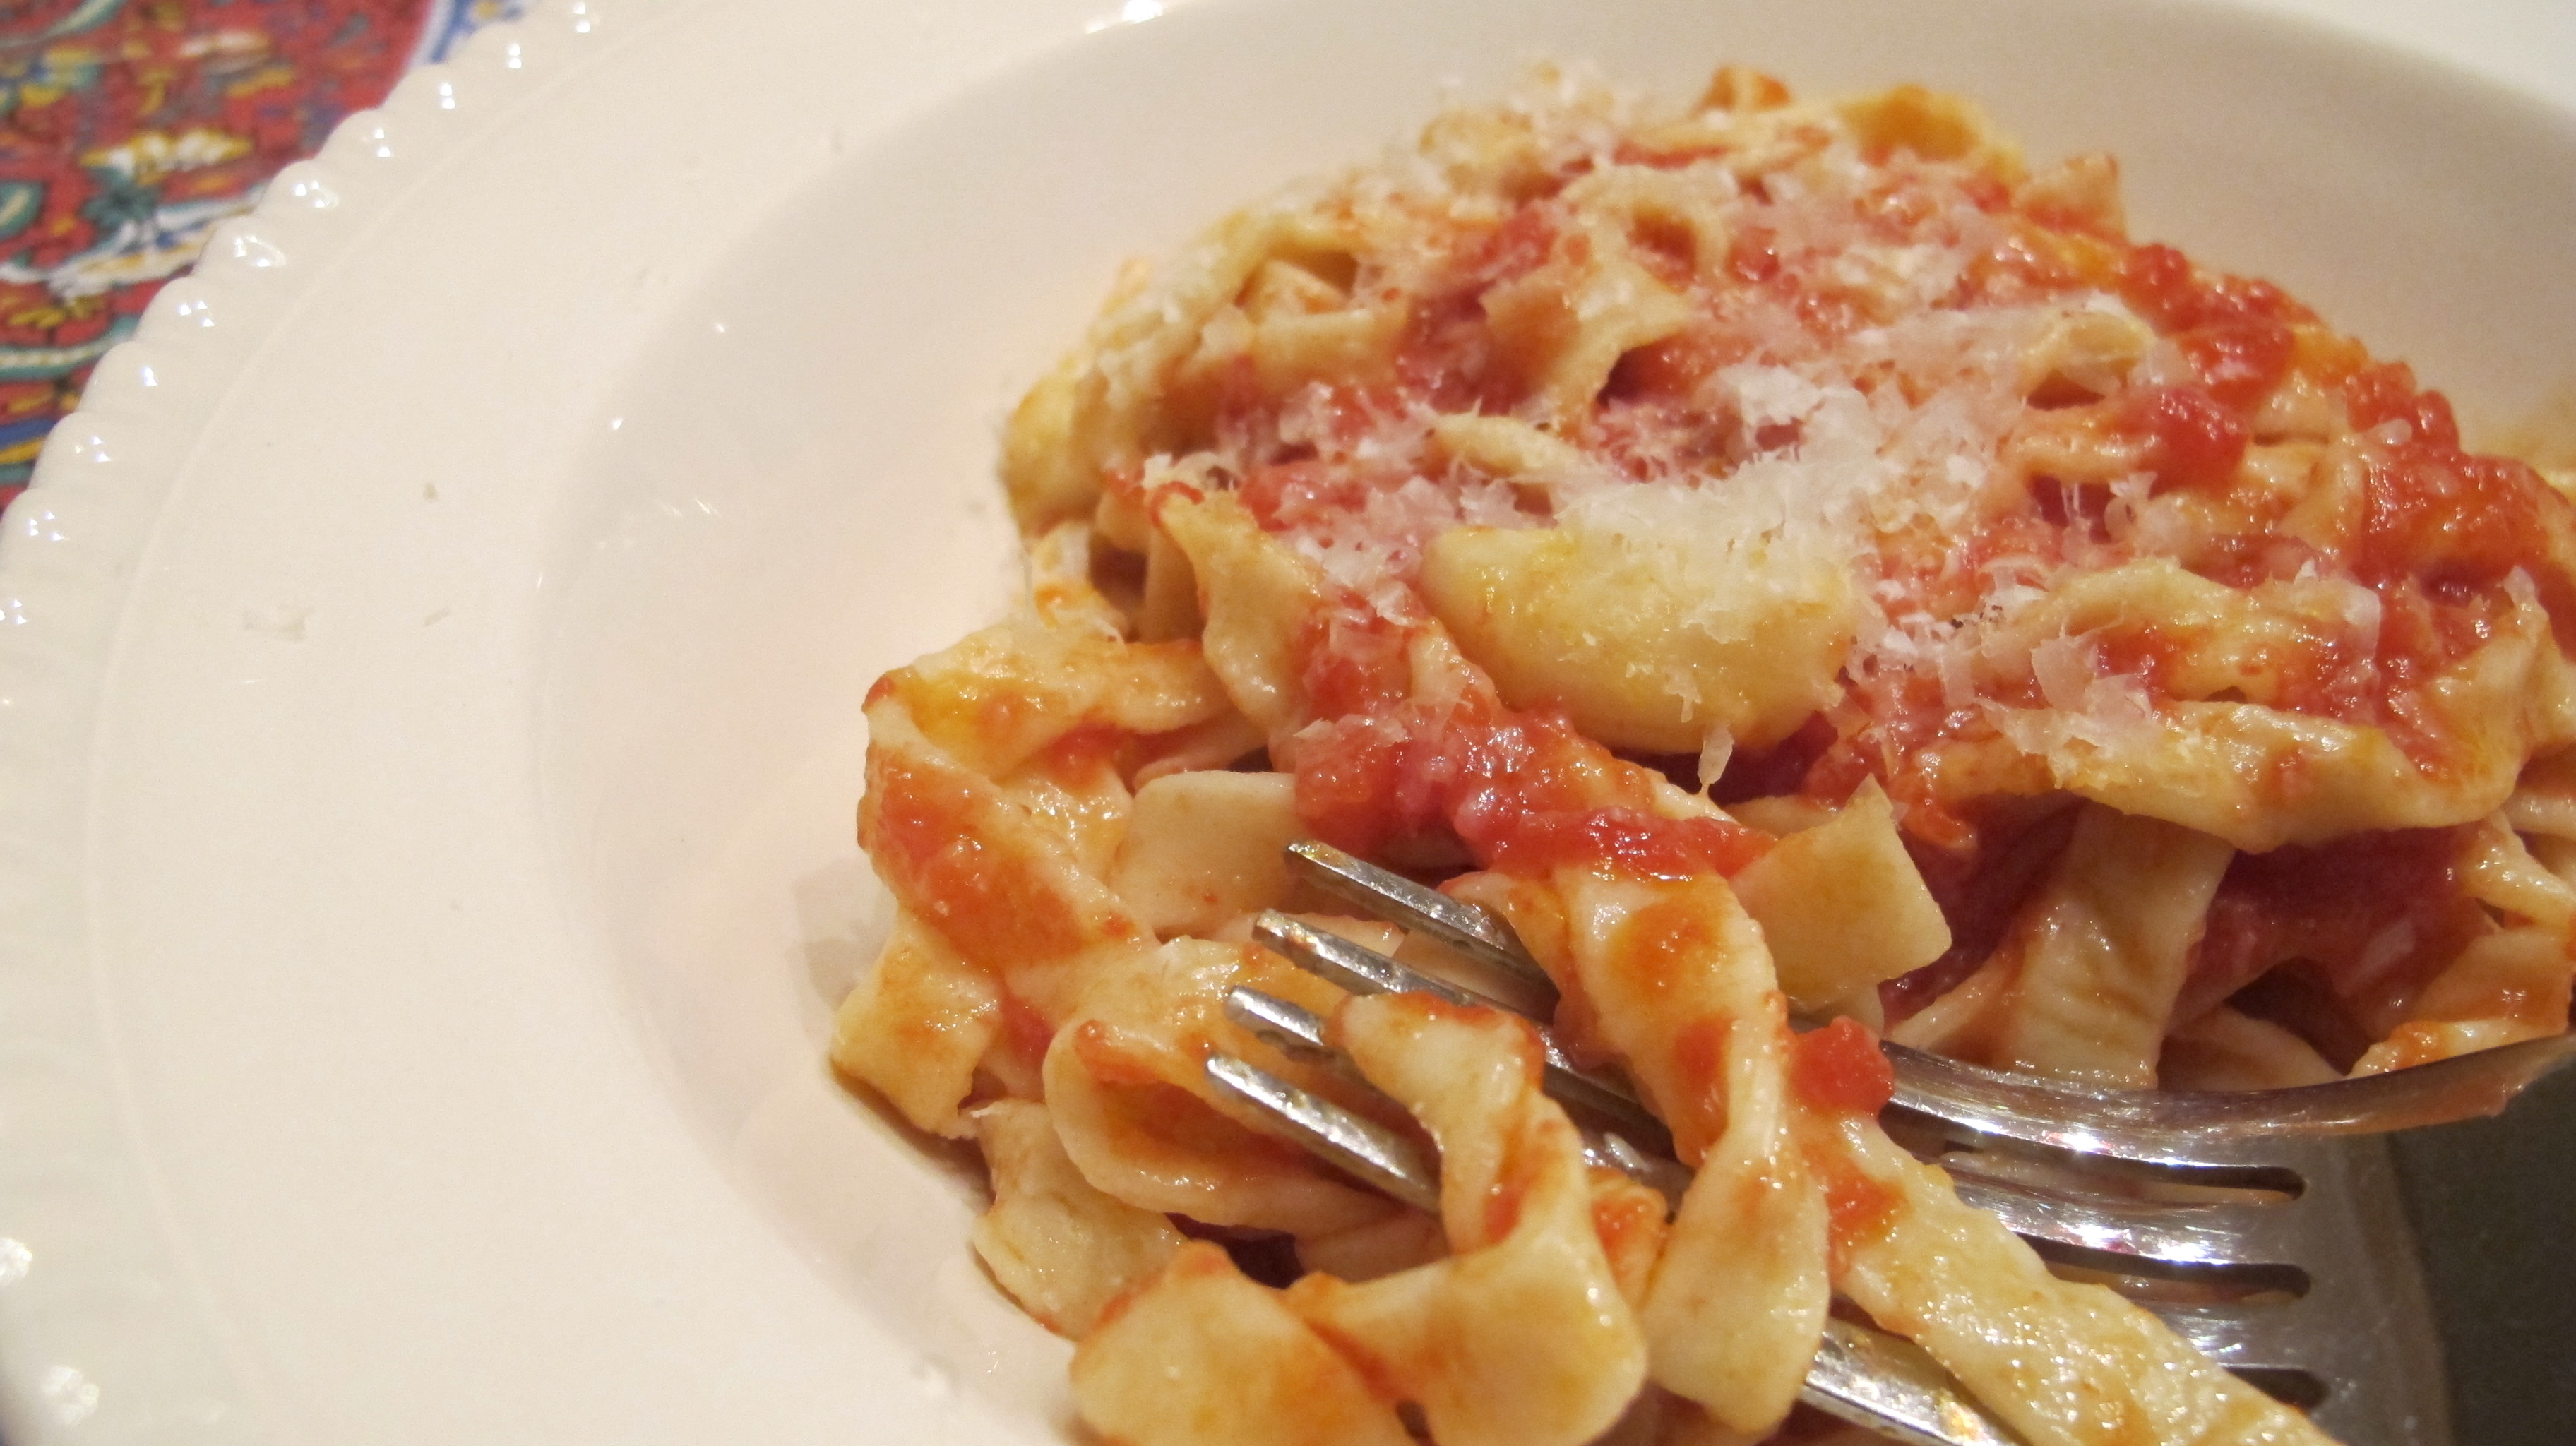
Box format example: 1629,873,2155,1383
1252,909,1503,1015
1251,912,2284,1263
1885,1034,2576,1156
1284,839,2576,1145
1208,990,2382,1431
1943,1173,2310,1286
1254,842,2493,1432
1203,1032,2028,1446
1252,912,1676,1158
1205,1052,1442,1213
1285,840,1560,994
1223,984,1349,1074
1242,920,2330,1285
1219,986,1692,1207
2157,1302,2325,1380
1229,969,2318,1288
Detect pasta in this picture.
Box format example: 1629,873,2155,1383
836,61,2576,1446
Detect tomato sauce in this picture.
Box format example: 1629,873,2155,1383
1590,1176,1670,1272
1601,326,1743,406
1296,609,1414,719
2350,427,2568,607
1883,801,2082,1023
2117,242,2312,333
1666,1016,1731,1159
1071,1018,1169,1088
1797,680,1984,853
1707,712,1837,803
1294,686,1772,879
2176,317,2296,410
862,753,1129,964
998,988,1056,1070
1791,1017,1899,1115
1812,1147,1902,1275
1611,891,1729,998
2117,383,2246,493
1474,807,1772,880
2178,825,2481,1027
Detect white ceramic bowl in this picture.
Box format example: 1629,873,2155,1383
0,0,2568,1442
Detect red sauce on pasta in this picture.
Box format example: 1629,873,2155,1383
2117,383,2246,492
1791,1017,1899,1116
863,752,1134,963
1293,671,1770,879
1813,1151,1902,1274
2182,826,2479,1022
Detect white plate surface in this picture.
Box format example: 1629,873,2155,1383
0,0,2569,1442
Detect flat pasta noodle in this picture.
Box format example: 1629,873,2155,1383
1934,803,2236,1089
2157,1005,2340,1092
1037,940,1402,1236
1724,778,1950,1021
970,1099,1187,1337
1073,993,1651,1446
1820,1115,2332,1446
1071,1241,1417,1446
835,60,2576,1446
1105,768,1306,936
1536,868,1829,1430
1284,994,1651,1446
829,906,1002,1137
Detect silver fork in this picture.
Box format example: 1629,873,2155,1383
1201,841,2576,1445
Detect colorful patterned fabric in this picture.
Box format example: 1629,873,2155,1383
0,0,518,506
